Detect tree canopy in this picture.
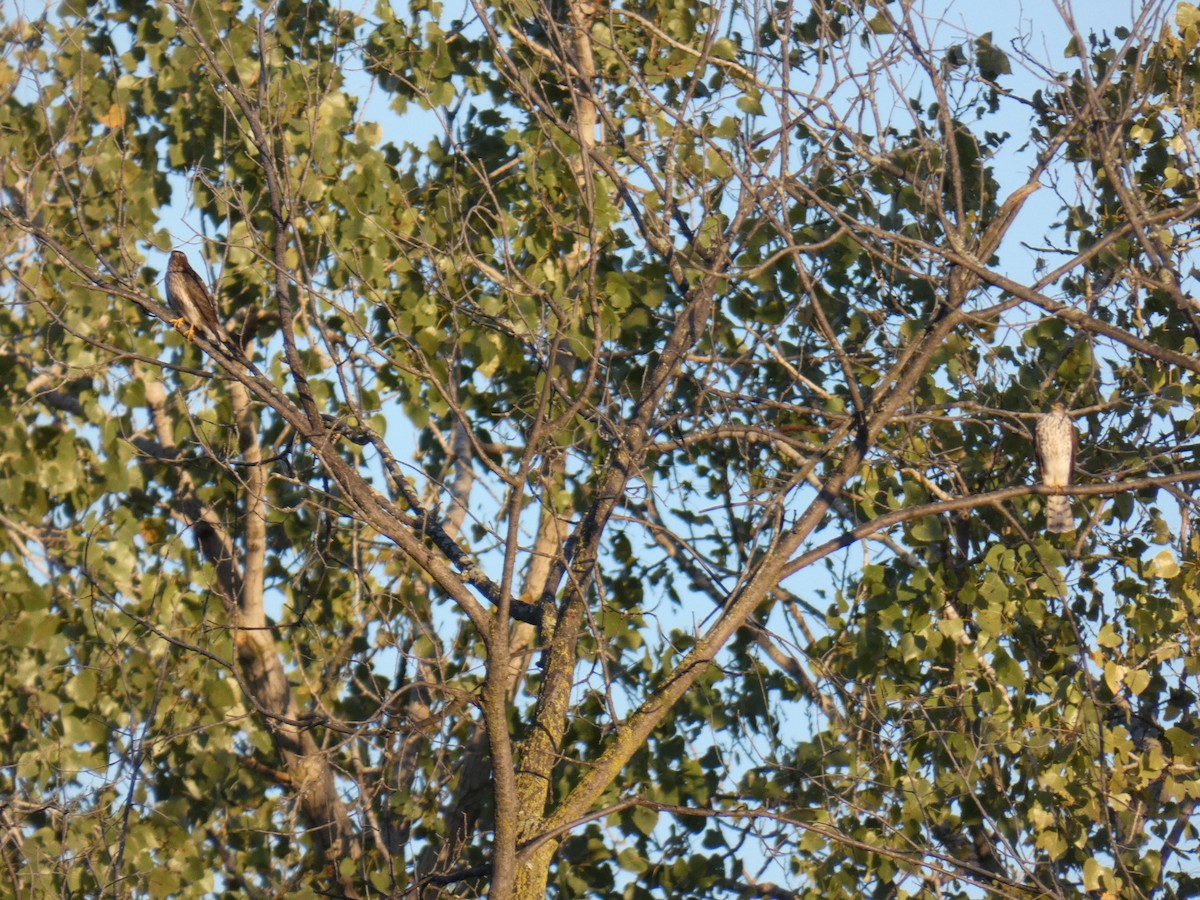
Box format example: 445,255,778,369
3,0,1200,896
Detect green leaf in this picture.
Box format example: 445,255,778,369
867,13,893,35
631,805,658,837
736,93,764,116
975,34,1011,79
908,517,944,543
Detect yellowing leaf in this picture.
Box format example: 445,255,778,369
357,121,382,146
1029,804,1054,830
1152,550,1180,579
97,103,125,129
140,517,166,544
1104,661,1126,694
1083,857,1107,891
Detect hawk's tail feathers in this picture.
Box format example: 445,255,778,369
1046,495,1074,534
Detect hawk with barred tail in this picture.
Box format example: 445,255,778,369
1035,402,1077,534
165,250,230,345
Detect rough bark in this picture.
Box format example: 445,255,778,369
143,373,360,894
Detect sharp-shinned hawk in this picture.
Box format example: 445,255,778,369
1035,402,1077,534
165,250,230,345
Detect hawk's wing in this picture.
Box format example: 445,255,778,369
167,251,229,343
180,266,224,336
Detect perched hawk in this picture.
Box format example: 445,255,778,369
1034,402,1077,534
165,250,230,345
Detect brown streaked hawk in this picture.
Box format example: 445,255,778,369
165,250,230,345
1035,402,1077,534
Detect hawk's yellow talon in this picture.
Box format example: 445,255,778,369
167,316,196,342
